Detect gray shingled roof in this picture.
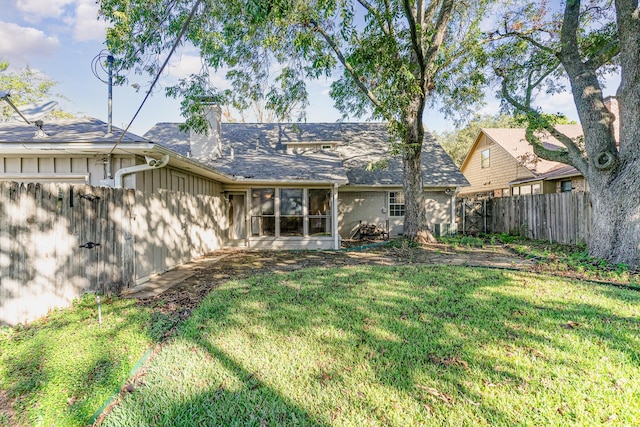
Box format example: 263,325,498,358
0,117,149,143
144,122,468,187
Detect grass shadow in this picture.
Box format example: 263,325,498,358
0,295,154,426
100,265,640,426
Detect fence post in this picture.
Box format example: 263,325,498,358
483,199,487,234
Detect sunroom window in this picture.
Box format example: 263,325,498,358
308,189,331,235
251,188,275,236
280,188,303,236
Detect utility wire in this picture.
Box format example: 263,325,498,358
109,0,202,155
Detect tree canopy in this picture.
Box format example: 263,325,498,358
99,0,495,239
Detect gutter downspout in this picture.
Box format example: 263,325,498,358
333,183,340,250
115,154,170,188
450,187,458,224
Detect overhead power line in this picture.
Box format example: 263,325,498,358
109,0,202,155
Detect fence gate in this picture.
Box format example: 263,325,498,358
457,198,490,235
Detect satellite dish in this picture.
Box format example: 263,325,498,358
11,100,59,122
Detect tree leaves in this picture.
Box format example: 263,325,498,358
0,64,72,121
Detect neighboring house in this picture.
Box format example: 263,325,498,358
0,106,467,251
459,125,586,198
459,96,619,199
145,105,468,248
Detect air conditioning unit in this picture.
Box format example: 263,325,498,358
433,223,458,237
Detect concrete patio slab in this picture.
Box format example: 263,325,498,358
121,254,230,299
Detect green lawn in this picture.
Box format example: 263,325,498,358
100,266,640,427
0,296,153,426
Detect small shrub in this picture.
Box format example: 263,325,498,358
385,237,419,249
438,235,484,248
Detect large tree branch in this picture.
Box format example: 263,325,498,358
556,0,618,164
559,0,583,69
614,0,640,154
422,0,439,26
524,126,572,165
310,21,389,120
423,0,454,68
498,72,588,172
584,39,620,70
402,0,425,72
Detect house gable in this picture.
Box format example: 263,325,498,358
460,129,534,196
459,124,584,197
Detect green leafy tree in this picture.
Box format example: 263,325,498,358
0,62,71,121
99,0,494,240
490,0,638,267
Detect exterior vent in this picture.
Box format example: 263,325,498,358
433,223,458,237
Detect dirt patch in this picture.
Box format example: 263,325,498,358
136,242,533,317
0,389,18,427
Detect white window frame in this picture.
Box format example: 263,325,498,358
389,191,405,217
308,188,332,236
481,149,490,168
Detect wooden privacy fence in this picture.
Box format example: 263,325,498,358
489,192,592,245
0,181,225,326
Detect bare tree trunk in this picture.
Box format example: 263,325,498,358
401,106,436,243
588,166,640,266
402,149,426,236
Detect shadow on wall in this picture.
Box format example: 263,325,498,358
0,182,226,326
338,192,387,238
0,182,116,326
132,189,226,283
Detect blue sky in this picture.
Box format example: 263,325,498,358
0,1,619,137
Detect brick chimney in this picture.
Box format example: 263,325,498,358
190,103,223,160
604,96,620,143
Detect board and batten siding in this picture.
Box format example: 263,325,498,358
0,155,220,197
137,164,219,196
0,155,135,185
460,133,533,196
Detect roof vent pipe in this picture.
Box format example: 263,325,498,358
114,154,169,188
107,55,114,135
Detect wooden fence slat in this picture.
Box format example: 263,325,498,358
1,180,226,325
480,192,592,245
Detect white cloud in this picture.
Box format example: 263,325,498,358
73,0,108,41
0,21,59,65
162,53,232,90
16,0,107,42
533,90,579,121
16,0,74,21
167,53,205,78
